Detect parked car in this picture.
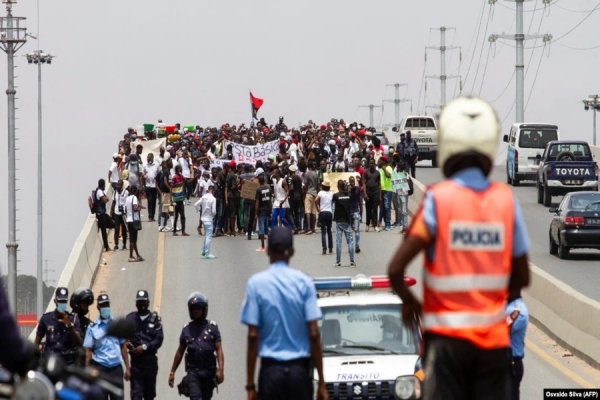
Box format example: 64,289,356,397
536,140,599,207
548,191,600,259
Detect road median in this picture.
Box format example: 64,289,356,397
408,176,600,369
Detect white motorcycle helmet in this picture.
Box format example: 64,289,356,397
437,96,501,177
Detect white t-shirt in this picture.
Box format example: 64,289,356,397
317,190,333,213
125,195,139,223
143,162,160,188
180,157,191,179
109,162,119,183
113,189,129,216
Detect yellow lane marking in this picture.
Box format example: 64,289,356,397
526,338,594,389
154,232,165,314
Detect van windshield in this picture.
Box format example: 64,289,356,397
518,129,558,149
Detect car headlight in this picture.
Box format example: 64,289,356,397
394,375,421,399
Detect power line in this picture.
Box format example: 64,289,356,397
461,0,487,94
470,6,493,93
489,70,515,102
496,0,559,12
497,1,600,49
478,44,492,96
525,47,546,111
555,3,599,13
556,42,600,50
416,56,427,114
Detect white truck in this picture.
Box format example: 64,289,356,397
393,116,439,167
314,274,422,400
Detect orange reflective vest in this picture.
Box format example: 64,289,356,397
422,180,514,349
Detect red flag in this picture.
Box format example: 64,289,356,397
250,91,264,119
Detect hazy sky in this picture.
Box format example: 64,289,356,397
0,0,598,283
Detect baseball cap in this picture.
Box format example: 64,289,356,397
97,293,110,305
268,227,294,253
113,153,119,159
136,290,149,301
55,287,69,302
229,160,236,168
289,165,298,172
255,167,265,176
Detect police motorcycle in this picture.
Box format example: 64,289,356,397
0,318,136,400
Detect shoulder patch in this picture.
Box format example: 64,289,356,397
210,320,217,326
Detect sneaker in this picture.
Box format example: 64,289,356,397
350,262,357,268
355,247,361,253
333,262,342,268
158,226,164,232
329,249,333,254
113,246,118,251
256,247,266,252
384,227,391,231
122,245,127,250
205,254,217,259
322,249,326,255
366,226,370,232
201,252,206,256
163,226,173,232
375,227,380,233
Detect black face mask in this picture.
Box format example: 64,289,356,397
137,305,149,314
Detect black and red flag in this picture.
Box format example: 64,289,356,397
250,91,264,120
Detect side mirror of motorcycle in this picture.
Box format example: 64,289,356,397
106,318,136,340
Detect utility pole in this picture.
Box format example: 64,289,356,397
359,104,383,128
0,0,28,314
583,95,600,147
489,0,552,123
25,48,55,320
426,27,461,108
384,83,411,127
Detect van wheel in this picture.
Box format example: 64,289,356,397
431,154,438,168
558,238,570,259
511,176,520,186
543,185,552,207
549,231,558,255
537,183,543,204
506,165,512,185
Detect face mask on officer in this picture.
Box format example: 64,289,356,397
100,307,111,319
136,301,150,315
56,302,68,313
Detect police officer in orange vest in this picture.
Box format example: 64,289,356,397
387,96,531,400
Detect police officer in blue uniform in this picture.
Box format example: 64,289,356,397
168,292,225,400
35,287,82,365
71,287,95,367
84,293,131,400
126,290,164,400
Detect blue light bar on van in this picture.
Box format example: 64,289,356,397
313,274,416,291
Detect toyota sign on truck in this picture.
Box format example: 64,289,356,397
395,116,439,167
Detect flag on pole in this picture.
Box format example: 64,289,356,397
250,91,264,119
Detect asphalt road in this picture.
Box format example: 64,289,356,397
414,162,600,301
90,203,596,399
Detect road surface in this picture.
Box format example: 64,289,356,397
415,162,600,301
91,203,600,399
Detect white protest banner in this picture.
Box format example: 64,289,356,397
209,159,229,169
225,140,279,165
392,171,410,195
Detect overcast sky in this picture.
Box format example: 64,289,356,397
0,0,598,283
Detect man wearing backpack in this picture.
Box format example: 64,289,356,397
94,179,111,252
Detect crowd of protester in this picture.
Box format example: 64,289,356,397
97,116,415,263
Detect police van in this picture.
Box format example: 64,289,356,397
314,274,422,400
395,116,439,167
503,123,560,186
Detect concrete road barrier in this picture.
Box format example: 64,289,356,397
408,176,600,369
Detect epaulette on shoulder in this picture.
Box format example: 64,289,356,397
209,320,217,326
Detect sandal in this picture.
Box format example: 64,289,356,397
128,258,138,262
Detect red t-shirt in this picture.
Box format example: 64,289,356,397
172,174,186,185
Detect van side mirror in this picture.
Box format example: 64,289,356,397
392,127,398,132
503,135,509,143
549,206,557,213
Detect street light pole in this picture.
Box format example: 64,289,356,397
0,0,28,313
582,95,599,147
25,49,54,320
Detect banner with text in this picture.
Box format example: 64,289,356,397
392,172,410,195
225,140,279,165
